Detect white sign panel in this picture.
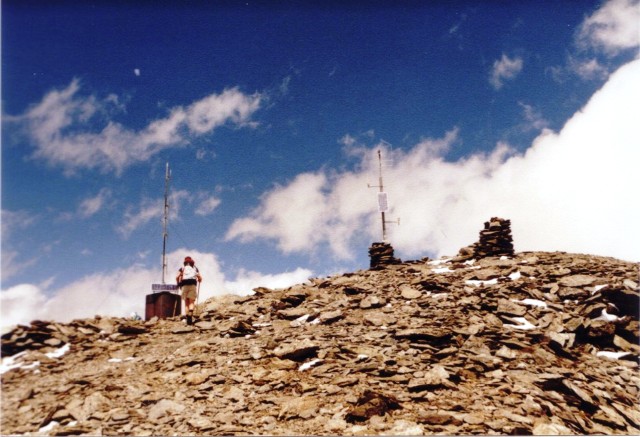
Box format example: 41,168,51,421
152,283,179,292
378,192,388,212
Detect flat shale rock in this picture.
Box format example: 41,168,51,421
2,250,639,436
273,339,320,361
400,285,422,299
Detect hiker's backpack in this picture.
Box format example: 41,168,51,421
182,265,198,281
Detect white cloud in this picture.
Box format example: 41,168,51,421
1,210,39,281
1,209,37,236
551,1,638,83
78,188,112,218
227,59,640,263
117,190,189,238
578,0,640,55
490,54,523,90
226,172,333,254
569,57,609,80
194,194,222,216
1,248,311,329
1,284,48,329
224,267,313,295
518,102,549,131
8,81,262,175
279,76,291,95
0,250,39,283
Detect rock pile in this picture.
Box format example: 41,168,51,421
369,242,402,269
2,251,639,436
460,217,514,259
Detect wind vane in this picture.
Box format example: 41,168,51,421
368,149,400,242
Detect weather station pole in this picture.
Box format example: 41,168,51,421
377,150,388,242
161,162,170,284
368,149,399,243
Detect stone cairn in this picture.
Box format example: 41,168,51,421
472,217,514,257
368,242,401,269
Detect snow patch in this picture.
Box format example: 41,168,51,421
298,358,322,371
290,314,310,327
596,350,631,360
252,322,272,328
503,317,536,330
465,278,499,287
508,271,521,280
45,343,70,359
432,293,449,300
512,298,548,308
428,258,450,266
39,421,59,433
595,309,620,322
0,351,43,374
0,351,28,375
592,284,609,294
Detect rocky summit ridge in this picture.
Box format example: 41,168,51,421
2,249,639,436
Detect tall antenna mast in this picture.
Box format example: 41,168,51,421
161,162,171,284
368,149,399,242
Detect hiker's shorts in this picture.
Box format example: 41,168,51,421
181,284,197,300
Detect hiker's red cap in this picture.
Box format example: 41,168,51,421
184,256,194,263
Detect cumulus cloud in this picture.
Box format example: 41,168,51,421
227,59,640,263
7,80,262,175
1,284,48,329
226,172,332,254
490,54,523,90
549,1,638,82
1,248,309,329
224,267,313,295
578,0,640,55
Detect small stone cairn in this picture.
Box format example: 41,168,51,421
369,242,401,269
459,217,514,259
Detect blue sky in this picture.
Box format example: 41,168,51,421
2,0,639,327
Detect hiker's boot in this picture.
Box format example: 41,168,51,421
186,314,193,326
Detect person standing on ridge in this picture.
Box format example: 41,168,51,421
176,256,202,325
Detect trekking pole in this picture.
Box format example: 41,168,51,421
173,285,180,318
195,281,201,317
